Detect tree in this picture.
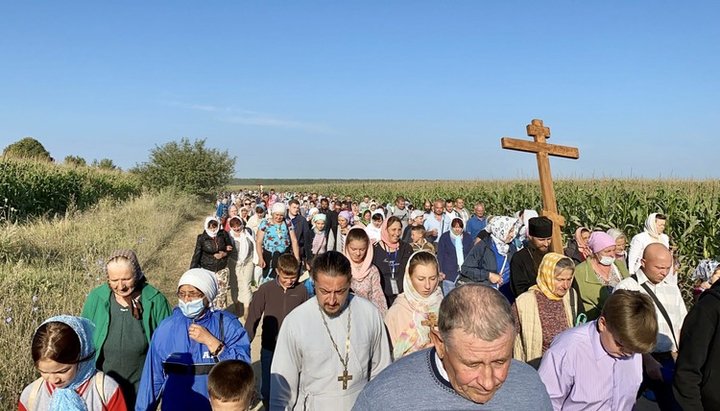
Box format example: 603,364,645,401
132,138,236,196
92,158,118,170
64,155,87,167
3,137,52,161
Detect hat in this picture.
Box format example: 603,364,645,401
528,216,553,238
178,268,218,302
410,210,424,221
588,232,616,254
271,202,286,215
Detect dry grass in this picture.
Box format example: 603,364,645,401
0,191,207,409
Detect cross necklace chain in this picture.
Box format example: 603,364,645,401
318,302,353,390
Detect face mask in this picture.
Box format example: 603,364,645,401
178,298,206,319
599,255,615,266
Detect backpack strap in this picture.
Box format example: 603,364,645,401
27,377,44,411
95,372,106,405
631,274,678,348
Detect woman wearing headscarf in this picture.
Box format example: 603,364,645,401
360,209,372,226
692,259,720,300
327,210,353,253
81,250,171,409
256,202,300,282
574,231,630,320
226,216,255,319
372,215,414,307
365,209,384,244
627,212,670,274
512,253,579,368
606,228,629,266
19,315,127,411
384,251,443,359
458,215,519,303
564,227,591,264
191,216,233,310
307,213,329,264
345,226,388,316
136,268,251,411
436,217,473,295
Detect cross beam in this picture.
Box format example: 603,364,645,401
501,119,580,253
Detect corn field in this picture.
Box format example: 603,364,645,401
234,179,720,301
0,158,142,221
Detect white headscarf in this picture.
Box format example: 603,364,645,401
271,202,287,216
488,216,518,256
644,212,663,239
204,216,220,238
178,268,218,303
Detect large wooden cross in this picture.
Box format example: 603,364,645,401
501,119,580,253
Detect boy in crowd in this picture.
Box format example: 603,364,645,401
245,254,309,409
410,225,435,253
208,360,256,411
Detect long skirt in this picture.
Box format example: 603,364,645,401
227,256,254,316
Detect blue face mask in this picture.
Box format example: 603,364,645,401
178,298,206,319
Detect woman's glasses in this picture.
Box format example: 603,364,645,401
177,291,204,299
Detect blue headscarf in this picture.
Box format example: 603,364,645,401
37,315,97,411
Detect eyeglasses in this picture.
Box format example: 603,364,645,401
177,291,204,299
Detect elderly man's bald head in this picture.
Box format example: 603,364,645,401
438,284,515,344
641,243,672,284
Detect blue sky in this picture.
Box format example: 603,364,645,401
1,1,718,179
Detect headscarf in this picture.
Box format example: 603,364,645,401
204,216,220,238
606,228,624,241
311,213,327,230
178,268,218,305
271,202,286,216
106,249,145,320
345,226,375,280
380,215,401,251
449,218,465,268
530,252,570,301
37,315,97,411
644,212,662,239
693,259,720,281
574,227,592,259
307,207,319,221
488,216,517,256
588,232,615,254
392,251,443,358
338,210,354,226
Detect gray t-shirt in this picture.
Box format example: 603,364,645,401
353,348,551,411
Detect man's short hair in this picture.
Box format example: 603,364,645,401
438,284,514,345
207,360,255,403
311,251,351,281
288,199,300,206
410,225,426,234
603,289,658,354
276,254,299,276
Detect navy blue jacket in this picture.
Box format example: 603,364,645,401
458,239,517,285
436,231,474,282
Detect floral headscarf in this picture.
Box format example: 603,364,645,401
37,315,97,411
693,259,720,281
392,251,443,358
204,216,220,238
530,252,572,301
488,216,518,256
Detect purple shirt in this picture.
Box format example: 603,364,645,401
538,321,643,411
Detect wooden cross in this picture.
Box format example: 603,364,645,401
501,119,580,253
338,369,353,390
421,312,438,329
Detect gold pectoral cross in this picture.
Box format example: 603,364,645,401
338,368,353,390
421,312,438,329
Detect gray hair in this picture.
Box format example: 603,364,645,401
438,284,514,345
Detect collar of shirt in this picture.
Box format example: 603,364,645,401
433,349,451,382
589,320,611,361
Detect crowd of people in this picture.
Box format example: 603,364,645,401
17,188,720,411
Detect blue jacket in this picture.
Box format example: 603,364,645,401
135,308,251,411
465,215,488,239
436,231,474,282
458,239,517,285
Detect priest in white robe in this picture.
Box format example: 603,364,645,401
270,251,392,411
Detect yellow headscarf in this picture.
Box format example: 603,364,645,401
529,252,569,301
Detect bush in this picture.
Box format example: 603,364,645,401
3,137,52,161
132,138,235,197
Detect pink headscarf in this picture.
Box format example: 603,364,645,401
380,217,401,251
588,232,616,254
574,227,592,259
345,226,375,280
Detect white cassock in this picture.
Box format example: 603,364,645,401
270,294,391,411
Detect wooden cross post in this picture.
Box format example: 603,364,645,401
501,119,580,253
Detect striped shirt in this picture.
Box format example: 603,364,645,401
614,269,687,352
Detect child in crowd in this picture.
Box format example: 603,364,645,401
410,225,435,253
19,315,127,411
208,360,256,411
244,254,309,409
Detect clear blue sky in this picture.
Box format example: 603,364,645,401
1,1,718,179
